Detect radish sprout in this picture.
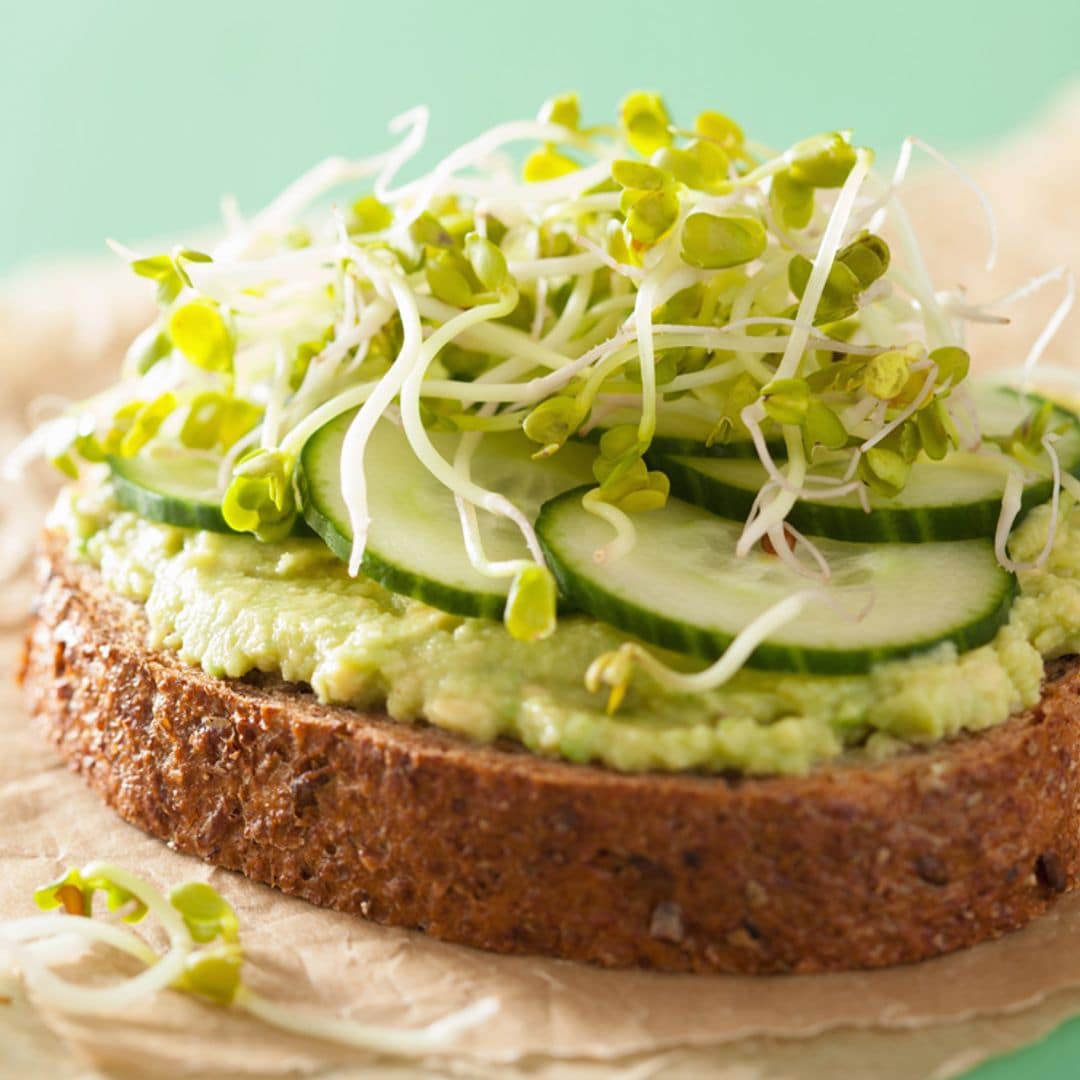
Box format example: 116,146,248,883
13,91,1074,691
1,864,496,1055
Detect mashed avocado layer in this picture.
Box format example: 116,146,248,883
55,488,1080,776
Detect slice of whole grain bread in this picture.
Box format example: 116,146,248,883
19,531,1080,974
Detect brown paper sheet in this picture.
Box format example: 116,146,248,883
1,89,1079,1079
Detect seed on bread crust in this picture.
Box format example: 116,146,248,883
1036,851,1069,893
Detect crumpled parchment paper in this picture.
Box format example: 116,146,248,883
1,88,1079,1080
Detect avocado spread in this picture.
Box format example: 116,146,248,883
54,487,1080,776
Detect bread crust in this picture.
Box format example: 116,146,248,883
19,531,1080,973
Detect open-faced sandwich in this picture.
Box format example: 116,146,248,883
13,92,1080,974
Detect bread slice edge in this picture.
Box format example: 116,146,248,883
19,531,1080,974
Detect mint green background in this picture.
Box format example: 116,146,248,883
5,1,1080,1074
4,0,1079,277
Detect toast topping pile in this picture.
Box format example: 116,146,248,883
9,91,1078,731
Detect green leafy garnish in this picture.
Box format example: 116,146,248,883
34,866,148,923
13,863,495,1054
25,89,1066,703
505,564,558,642
681,212,766,269
175,944,244,1005
770,170,814,230
349,194,393,234
620,91,672,157
523,395,583,457
169,300,235,375
593,425,670,512
181,392,262,452
787,132,859,188
522,146,579,182
223,448,297,541
538,91,580,130
132,249,212,304
170,881,241,943
760,378,810,426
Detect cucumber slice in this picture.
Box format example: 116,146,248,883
652,387,1080,542
110,448,312,537
299,412,596,618
110,450,232,532
537,489,1016,674
580,403,783,459
976,384,1067,437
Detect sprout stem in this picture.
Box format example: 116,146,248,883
776,149,873,381
589,592,810,699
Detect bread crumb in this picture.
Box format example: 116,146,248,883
649,901,685,944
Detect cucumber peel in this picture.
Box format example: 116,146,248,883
298,410,595,619
652,387,1080,542
537,487,1016,675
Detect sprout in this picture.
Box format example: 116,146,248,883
694,110,745,151
125,323,172,375
586,591,812,709
681,212,767,270
988,397,1070,463
619,90,673,157
787,132,859,188
788,254,861,323
787,232,888,325
349,193,394,234
169,299,236,375
222,448,297,542
169,881,241,943
612,159,666,191
13,89,1064,695
176,944,244,1006
917,398,958,461
423,233,512,307
4,864,496,1054
505,564,558,641
804,399,848,451
34,867,147,924
131,249,212,304
930,345,970,390
995,437,1062,573
623,188,679,245
859,445,910,497
464,232,509,291
760,378,810,426
106,394,180,458
652,142,729,193
840,232,890,288
425,249,480,306
522,395,582,456
538,91,581,130
863,349,911,400
775,146,873,381
707,372,759,446
769,170,814,230
591,425,670,513
522,145,580,182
